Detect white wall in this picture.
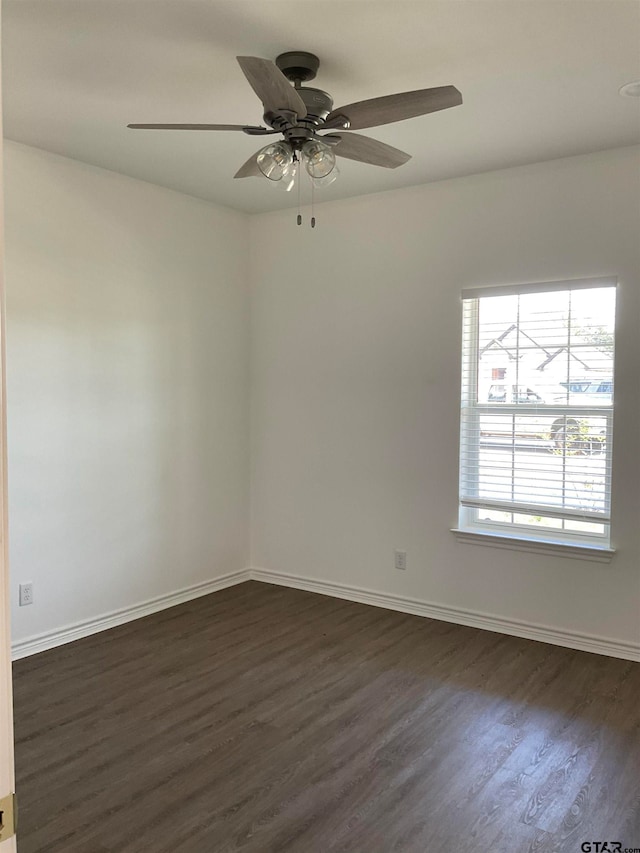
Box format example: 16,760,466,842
5,142,639,654
5,142,250,643
250,146,640,649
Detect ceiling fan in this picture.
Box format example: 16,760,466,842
128,51,462,191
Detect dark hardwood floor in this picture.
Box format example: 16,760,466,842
12,581,640,853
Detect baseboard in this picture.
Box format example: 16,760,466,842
11,569,251,660
12,566,639,663
249,568,640,662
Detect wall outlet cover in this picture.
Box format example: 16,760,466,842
394,550,407,571
19,582,34,606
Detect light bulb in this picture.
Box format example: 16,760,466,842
257,142,295,182
302,140,336,180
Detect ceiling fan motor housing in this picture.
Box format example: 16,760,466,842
275,51,332,122
297,87,333,122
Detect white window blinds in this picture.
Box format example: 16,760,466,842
458,278,616,547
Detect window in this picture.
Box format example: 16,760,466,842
458,278,616,550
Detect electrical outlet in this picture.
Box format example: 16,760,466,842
19,582,34,606
394,550,407,571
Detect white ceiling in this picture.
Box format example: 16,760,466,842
3,1,640,214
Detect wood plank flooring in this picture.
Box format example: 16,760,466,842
12,581,640,853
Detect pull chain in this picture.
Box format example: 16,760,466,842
296,153,302,226
310,173,316,228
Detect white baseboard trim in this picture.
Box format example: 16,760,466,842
12,567,639,663
11,569,251,660
249,568,640,662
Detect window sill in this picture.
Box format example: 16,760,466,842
451,529,616,563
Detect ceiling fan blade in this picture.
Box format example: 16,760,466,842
327,132,411,168
236,56,307,121
326,86,462,131
234,151,262,179
127,123,268,132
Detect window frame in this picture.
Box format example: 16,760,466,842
456,277,616,554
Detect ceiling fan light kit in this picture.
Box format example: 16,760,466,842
256,142,295,181
128,50,462,225
302,140,337,180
